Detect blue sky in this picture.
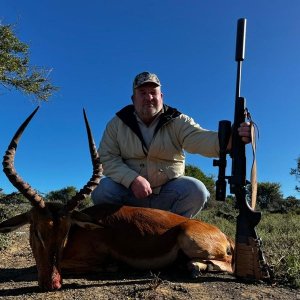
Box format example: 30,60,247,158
1,0,299,198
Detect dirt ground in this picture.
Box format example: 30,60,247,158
0,226,299,300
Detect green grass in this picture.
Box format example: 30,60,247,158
258,212,300,288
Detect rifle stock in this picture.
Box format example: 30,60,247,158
213,18,273,281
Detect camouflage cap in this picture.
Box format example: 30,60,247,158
133,71,161,89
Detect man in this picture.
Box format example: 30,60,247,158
92,71,251,218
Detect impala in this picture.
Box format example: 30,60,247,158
0,108,234,291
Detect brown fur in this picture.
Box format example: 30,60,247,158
63,204,234,278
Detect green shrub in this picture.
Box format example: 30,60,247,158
45,186,93,210
257,212,300,288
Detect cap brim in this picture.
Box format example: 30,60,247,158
134,81,161,89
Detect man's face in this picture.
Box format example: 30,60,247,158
132,83,163,124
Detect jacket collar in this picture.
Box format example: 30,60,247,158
116,104,181,128
116,104,181,153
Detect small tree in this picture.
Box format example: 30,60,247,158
0,23,58,101
0,23,58,192
290,156,300,193
257,182,284,210
45,186,92,209
45,186,77,204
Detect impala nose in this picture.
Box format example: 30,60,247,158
39,267,62,291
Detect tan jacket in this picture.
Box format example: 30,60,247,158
99,105,219,192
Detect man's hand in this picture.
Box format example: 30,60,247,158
130,176,152,199
238,121,252,143
227,122,252,150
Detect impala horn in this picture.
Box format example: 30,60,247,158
63,108,102,212
2,107,102,212
2,107,46,209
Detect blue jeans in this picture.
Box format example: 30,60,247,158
91,176,210,218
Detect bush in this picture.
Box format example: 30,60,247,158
45,186,93,210
258,212,300,288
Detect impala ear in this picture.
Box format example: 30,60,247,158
0,212,30,233
71,210,104,230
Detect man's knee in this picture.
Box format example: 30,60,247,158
181,176,210,199
91,181,104,205
91,177,126,205
171,176,210,217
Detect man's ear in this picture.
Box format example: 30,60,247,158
131,95,134,103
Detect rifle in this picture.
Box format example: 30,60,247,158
213,18,273,281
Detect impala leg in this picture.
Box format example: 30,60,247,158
186,259,208,278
